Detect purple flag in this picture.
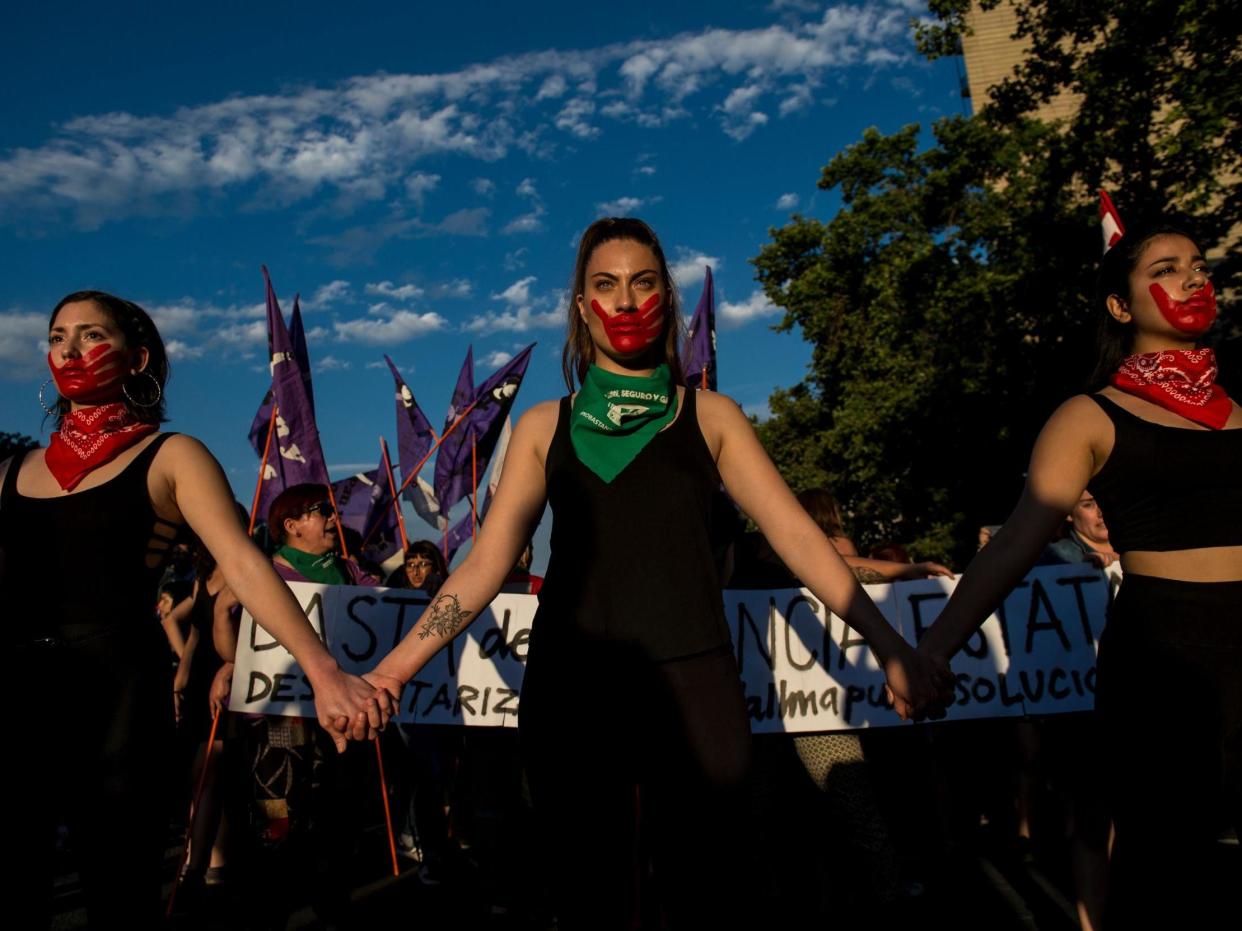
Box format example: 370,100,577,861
434,345,534,516
681,265,717,391
383,354,441,529
333,461,402,567
443,346,474,436
443,511,475,565
249,294,313,456
255,267,329,522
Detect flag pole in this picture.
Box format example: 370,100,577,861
166,708,223,917
248,403,279,535
700,365,707,390
374,737,400,876
326,480,352,562
470,433,478,542
380,436,409,552
395,397,480,499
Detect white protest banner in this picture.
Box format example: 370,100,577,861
231,563,1110,731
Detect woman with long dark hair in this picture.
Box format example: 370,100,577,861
916,217,1240,923
361,218,944,927
0,290,391,926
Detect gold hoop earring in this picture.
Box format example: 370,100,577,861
122,371,162,409
38,379,62,415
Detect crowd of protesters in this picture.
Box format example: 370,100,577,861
4,206,1237,929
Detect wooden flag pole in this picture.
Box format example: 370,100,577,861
394,397,480,499
374,737,400,877
470,433,478,542
701,365,708,390
166,708,223,917
326,479,351,562
248,403,279,535
379,436,410,552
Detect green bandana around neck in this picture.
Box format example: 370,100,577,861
277,544,348,585
570,364,677,483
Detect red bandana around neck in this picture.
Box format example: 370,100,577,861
45,402,158,491
1110,348,1233,430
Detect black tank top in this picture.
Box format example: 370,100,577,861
1087,395,1242,552
0,434,185,645
535,388,732,661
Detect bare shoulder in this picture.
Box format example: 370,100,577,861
1042,394,1113,442
151,433,217,471
513,399,563,465
691,389,753,460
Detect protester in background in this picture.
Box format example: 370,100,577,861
269,483,376,586
917,219,1240,924
0,290,389,927
1047,491,1119,570
869,541,913,563
500,540,543,594
362,218,949,928
388,539,455,884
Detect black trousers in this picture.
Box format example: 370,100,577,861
10,627,173,929
1094,574,1241,926
520,637,756,930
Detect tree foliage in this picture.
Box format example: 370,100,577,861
754,0,1240,565
0,432,39,462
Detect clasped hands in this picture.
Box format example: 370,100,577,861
307,663,404,752
883,640,955,722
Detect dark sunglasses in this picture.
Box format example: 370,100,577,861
301,500,332,517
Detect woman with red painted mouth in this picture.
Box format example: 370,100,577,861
916,214,1240,925
0,290,393,927
360,217,947,927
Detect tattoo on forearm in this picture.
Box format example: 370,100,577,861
417,593,473,641
852,567,886,585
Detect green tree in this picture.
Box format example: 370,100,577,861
754,0,1240,565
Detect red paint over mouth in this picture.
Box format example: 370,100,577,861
49,343,130,402
590,293,664,353
1149,280,1216,335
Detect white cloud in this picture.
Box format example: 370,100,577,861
670,251,721,288
404,170,441,207
311,279,351,305
776,192,800,209
435,278,474,298
333,309,447,344
316,354,351,371
504,247,529,271
494,276,538,305
479,349,514,368
463,306,562,334
0,4,916,226
720,289,780,326
366,280,425,301
636,165,657,176
0,310,51,376
164,339,206,360
516,177,539,200
502,209,545,234
472,177,496,196
596,194,663,216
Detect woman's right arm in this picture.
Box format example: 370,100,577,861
365,403,555,698
917,396,1108,664
160,587,195,658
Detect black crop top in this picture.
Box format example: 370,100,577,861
0,434,186,646
1086,395,1242,553
535,388,733,661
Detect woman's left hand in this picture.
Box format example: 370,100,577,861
305,663,395,751
209,661,234,718
899,561,955,580
882,641,949,721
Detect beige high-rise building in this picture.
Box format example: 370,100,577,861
958,0,1081,122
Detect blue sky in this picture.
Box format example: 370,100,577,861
0,1,964,568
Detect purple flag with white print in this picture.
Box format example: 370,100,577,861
333,460,401,567
443,510,475,565
681,265,717,391
249,294,314,457
442,346,474,436
383,354,442,529
477,415,512,523
255,268,329,523
434,345,534,516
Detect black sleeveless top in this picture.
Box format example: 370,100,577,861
535,388,732,661
1087,395,1242,553
0,433,185,646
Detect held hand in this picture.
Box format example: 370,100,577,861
209,661,234,718
882,641,949,722
363,670,404,707
916,642,956,704
306,665,394,752
1086,550,1118,569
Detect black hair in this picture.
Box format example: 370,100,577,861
47,290,170,427
1089,220,1200,389
562,217,686,391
